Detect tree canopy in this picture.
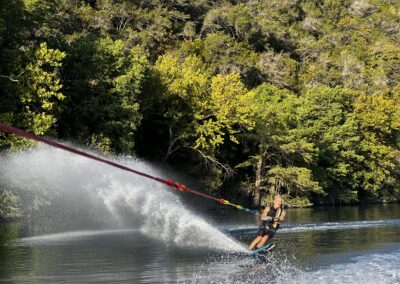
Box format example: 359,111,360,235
1,0,400,214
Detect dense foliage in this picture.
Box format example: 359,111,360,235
1,0,400,214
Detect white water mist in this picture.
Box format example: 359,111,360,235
0,144,245,252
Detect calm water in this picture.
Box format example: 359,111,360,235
1,204,400,283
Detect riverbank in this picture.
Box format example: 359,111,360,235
1,186,399,221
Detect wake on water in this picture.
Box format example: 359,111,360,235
225,219,400,236
0,144,246,252
286,250,400,284
190,250,400,283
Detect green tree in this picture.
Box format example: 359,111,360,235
154,53,255,186
353,89,400,197
238,83,321,207
58,36,148,153
296,86,366,203
1,43,65,149
180,32,260,87
0,191,21,219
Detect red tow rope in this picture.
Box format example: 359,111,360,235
0,123,257,215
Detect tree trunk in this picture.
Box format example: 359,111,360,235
252,155,263,207
164,126,179,162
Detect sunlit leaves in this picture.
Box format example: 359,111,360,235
354,91,400,139
0,42,65,150
268,166,324,196
155,54,255,154
2,0,400,207
21,42,65,131
155,53,209,101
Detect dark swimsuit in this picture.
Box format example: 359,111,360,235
256,206,281,238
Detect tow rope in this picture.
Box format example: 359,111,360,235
0,123,258,215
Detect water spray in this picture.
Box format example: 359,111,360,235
0,123,258,216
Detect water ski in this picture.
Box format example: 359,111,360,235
248,243,276,255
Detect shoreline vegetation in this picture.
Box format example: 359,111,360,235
1,0,400,218
0,196,399,222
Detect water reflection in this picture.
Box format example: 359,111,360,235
1,204,399,283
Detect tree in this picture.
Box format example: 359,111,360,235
267,166,323,206
154,53,255,186
258,50,298,90
0,191,21,219
58,36,148,153
0,43,65,149
2,0,400,210
180,32,261,87
296,86,365,203
353,88,400,196
201,3,263,49
238,83,321,206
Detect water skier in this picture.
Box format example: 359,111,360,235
248,195,286,250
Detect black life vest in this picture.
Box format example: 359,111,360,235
263,205,283,230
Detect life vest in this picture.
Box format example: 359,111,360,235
266,205,283,229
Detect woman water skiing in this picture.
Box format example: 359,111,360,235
248,195,286,250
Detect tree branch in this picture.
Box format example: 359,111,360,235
186,146,235,179
0,75,19,82
164,126,181,161
199,114,216,121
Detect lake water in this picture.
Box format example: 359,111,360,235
0,146,399,283
1,204,399,283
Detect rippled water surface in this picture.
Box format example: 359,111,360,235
0,146,399,283
1,205,400,283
